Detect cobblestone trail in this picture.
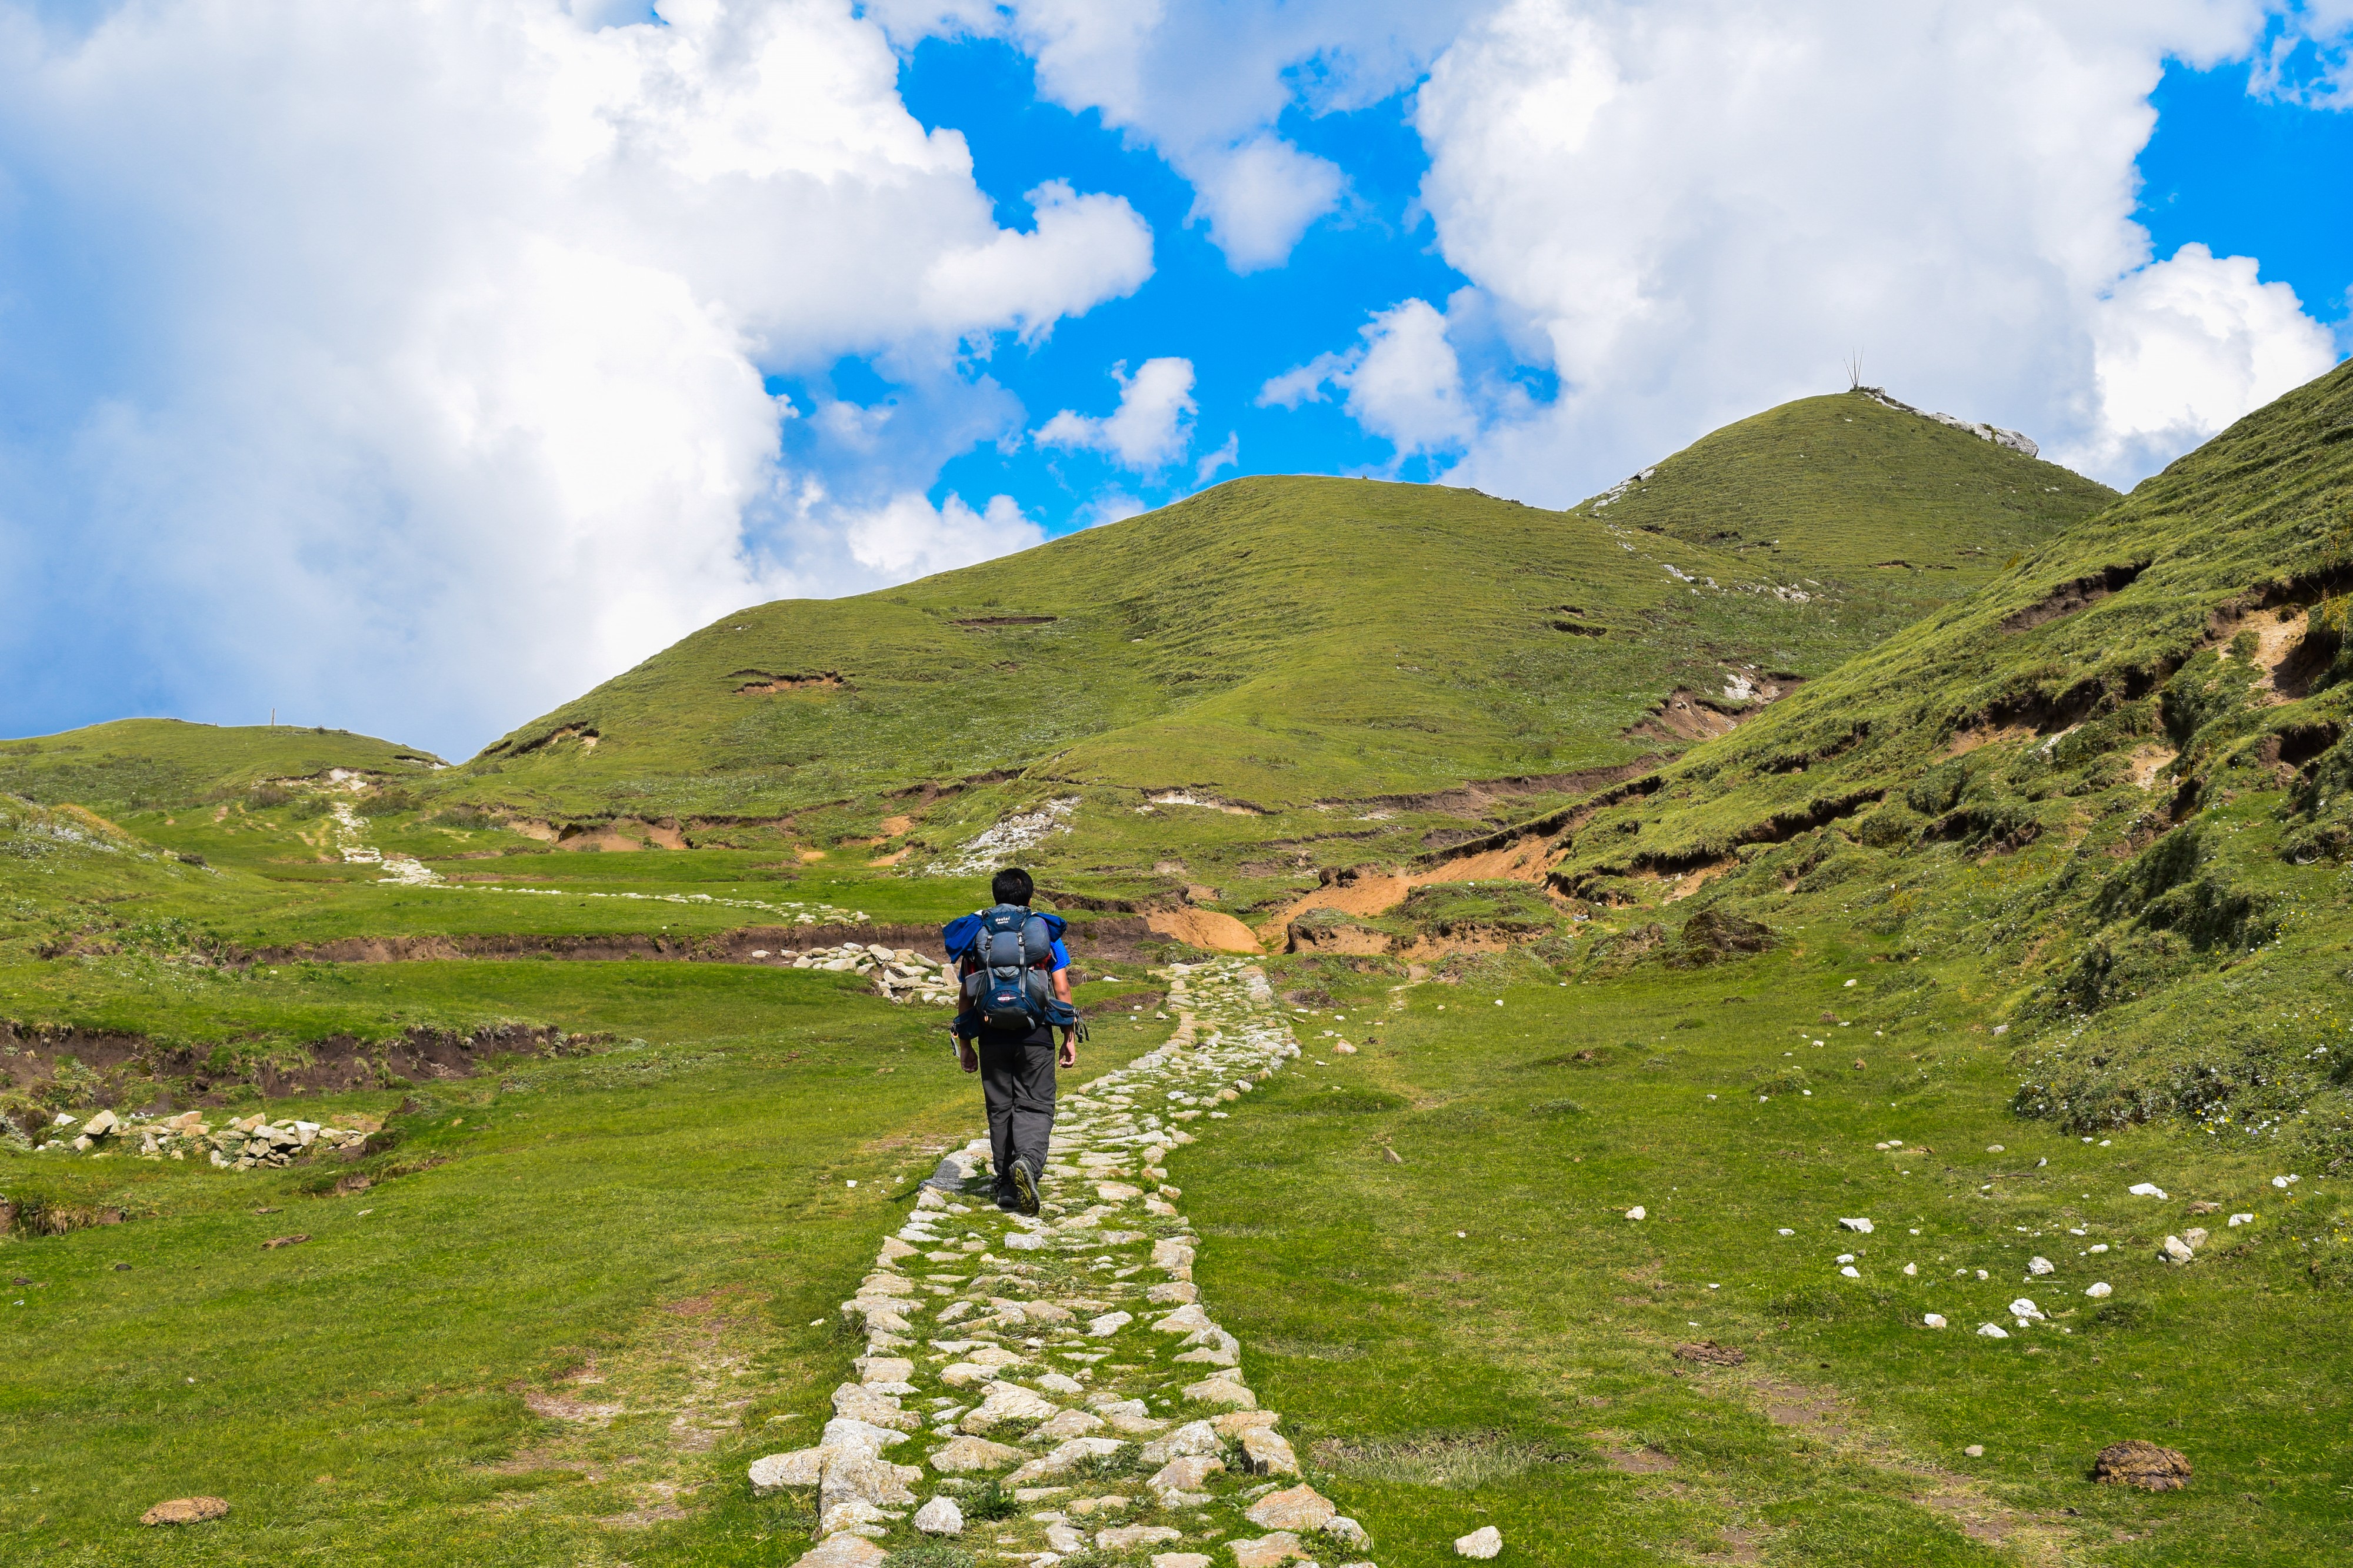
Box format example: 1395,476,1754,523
749,959,1378,1568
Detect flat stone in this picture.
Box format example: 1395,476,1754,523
941,1362,999,1389
1239,1427,1299,1476
833,1384,921,1430
1007,1437,1126,1484
1838,1217,1874,1234
1109,1413,1171,1436
1046,1524,1088,1554
928,1436,1027,1473
139,1497,229,1527
818,1499,895,1536
1152,1555,1215,1568
821,1453,921,1512
1096,1182,1144,1202
1153,1303,1216,1335
750,1447,829,1492
1228,1532,1311,1568
1140,1420,1221,1464
1148,1455,1226,1497
1182,1375,1257,1408
822,1417,912,1457
1244,1483,1335,1531
1214,1410,1280,1436
1098,1526,1183,1551
792,1534,890,1568
1324,1517,1368,1546
1032,1408,1108,1440
1088,1311,1134,1336
1455,1524,1502,1559
914,1496,965,1535
1152,1239,1197,1271
959,1382,1062,1433
1147,1280,1199,1305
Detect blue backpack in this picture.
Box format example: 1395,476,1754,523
948,903,1056,1031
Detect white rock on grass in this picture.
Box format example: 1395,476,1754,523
1922,1314,1948,1329
791,1534,889,1568
1977,1323,2009,1339
1243,1484,1335,1532
1838,1217,1875,1234
1152,1556,1215,1568
2027,1256,2054,1276
1839,1266,1861,1279
2229,1213,2255,1227
912,1497,964,1536
926,1435,1025,1473
2008,1299,2044,1322
1455,1524,1504,1559
1625,1206,1645,1221
2085,1283,2112,1299
2159,1235,2195,1265
2128,1183,2168,1199
1098,1526,1183,1551
750,1448,828,1493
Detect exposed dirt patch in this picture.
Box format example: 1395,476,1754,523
1328,760,1659,819
1625,690,1743,746
1999,562,2144,633
731,670,844,693
951,615,1058,628
2126,743,2178,789
1146,908,1262,954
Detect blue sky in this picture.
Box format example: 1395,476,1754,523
0,1,2348,757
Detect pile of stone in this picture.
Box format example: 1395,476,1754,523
36,1109,369,1168
771,943,958,1007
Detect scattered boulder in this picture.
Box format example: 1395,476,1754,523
140,1497,229,1527
1838,1217,1875,1234
750,1448,829,1492
2158,1235,2195,1266
2027,1256,2054,1276
1239,1426,1300,1475
1098,1525,1183,1551
926,1436,1026,1474
1455,1524,1504,1559
1228,1532,1311,1568
2094,1440,2192,1492
791,1534,889,1568
1244,1484,1336,1532
912,1496,964,1536
2085,1283,2112,1299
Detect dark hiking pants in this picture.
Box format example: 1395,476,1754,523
978,1025,1056,1191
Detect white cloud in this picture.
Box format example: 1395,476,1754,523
1382,0,2342,500
1036,358,1199,470
1260,299,1475,459
1194,431,1241,485
2065,242,2341,476
872,0,1480,271
0,0,1149,755
831,492,1048,581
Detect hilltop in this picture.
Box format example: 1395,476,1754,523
0,720,443,814
429,391,2107,899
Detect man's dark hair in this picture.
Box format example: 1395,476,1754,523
992,866,1035,906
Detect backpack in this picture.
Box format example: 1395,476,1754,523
952,903,1055,1032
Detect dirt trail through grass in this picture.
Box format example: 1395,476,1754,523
748,960,1387,1568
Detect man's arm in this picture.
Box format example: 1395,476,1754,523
1052,966,1077,1067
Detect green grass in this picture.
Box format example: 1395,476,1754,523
1177,946,2348,1566
0,721,442,813
0,960,1179,1565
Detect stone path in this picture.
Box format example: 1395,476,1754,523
749,959,1378,1568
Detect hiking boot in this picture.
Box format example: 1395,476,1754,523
994,1190,1021,1212
1010,1160,1042,1217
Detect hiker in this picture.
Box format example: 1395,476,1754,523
942,866,1084,1214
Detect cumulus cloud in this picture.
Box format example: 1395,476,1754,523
1260,299,1475,460
1194,431,1241,485
1365,0,2344,500
2067,242,2341,476
0,0,1150,754
1036,358,1199,470
872,0,1479,271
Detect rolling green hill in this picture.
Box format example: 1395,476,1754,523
0,720,443,813
1446,356,2353,1170
439,391,2107,891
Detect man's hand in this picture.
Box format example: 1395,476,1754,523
1058,1033,1078,1069
957,1040,979,1074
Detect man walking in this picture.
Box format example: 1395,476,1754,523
942,866,1081,1214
